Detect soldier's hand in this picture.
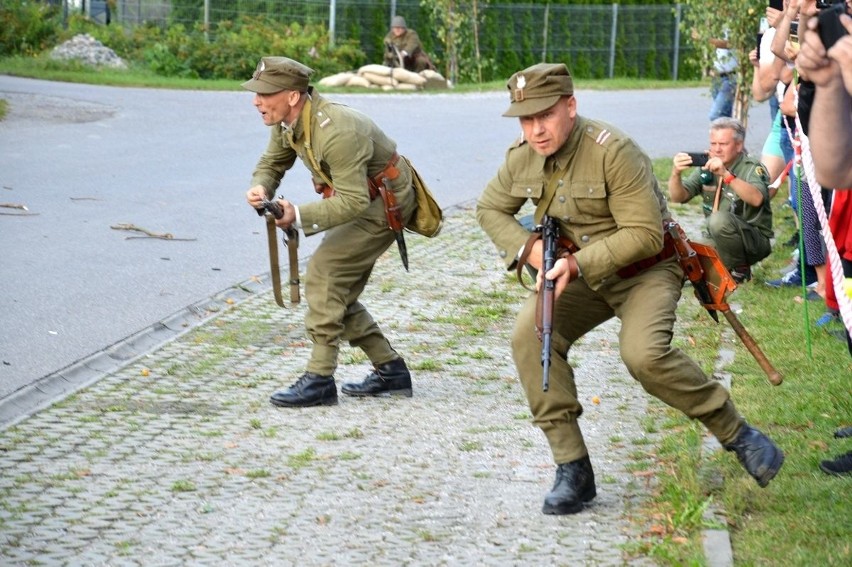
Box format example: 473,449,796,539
246,185,267,209
272,199,297,229
537,255,579,299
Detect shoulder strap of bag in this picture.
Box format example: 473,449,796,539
300,97,335,188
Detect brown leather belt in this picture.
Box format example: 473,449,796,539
367,152,401,200
616,231,676,279
314,152,400,201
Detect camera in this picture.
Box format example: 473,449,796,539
790,21,800,47
816,0,850,49
686,152,709,167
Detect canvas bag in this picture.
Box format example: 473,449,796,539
402,156,443,237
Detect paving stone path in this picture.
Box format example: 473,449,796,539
0,203,712,566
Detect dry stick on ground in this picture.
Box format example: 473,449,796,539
110,223,196,241
0,202,37,216
1,202,28,211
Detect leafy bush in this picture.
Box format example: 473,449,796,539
0,0,62,57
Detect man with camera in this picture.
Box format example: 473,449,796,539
668,117,773,283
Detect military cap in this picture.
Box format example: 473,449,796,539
503,63,574,117
391,15,407,28
241,57,314,94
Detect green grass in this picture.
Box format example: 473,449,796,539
0,54,705,93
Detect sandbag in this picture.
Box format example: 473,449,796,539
345,75,373,88
358,64,394,77
382,83,419,91
318,72,355,87
361,72,397,87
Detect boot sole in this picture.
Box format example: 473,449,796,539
269,397,339,408
541,489,597,515
341,388,413,398
755,450,785,487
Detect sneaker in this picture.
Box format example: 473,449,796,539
730,266,752,284
816,310,840,327
765,268,816,288
819,451,852,476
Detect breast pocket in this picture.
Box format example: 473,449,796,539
569,181,608,219
510,180,543,200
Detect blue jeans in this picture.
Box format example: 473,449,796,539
709,75,735,121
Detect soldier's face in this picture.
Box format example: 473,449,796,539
392,26,405,37
519,96,577,157
253,90,300,126
709,127,743,165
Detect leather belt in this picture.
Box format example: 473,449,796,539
368,152,401,200
616,231,676,279
315,152,401,201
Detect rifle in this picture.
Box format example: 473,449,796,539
539,215,558,392
666,220,782,385
257,199,300,306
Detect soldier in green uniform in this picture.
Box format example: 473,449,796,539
476,63,784,515
243,57,418,407
382,15,435,73
668,117,773,283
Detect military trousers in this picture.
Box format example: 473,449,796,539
511,259,743,465
705,210,772,271
303,181,416,377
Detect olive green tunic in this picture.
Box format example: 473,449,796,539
680,153,773,270
251,89,416,375
477,116,742,464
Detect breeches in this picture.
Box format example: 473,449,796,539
303,185,416,375
511,260,739,464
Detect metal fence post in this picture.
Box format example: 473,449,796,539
329,0,336,47
608,4,618,79
673,3,682,81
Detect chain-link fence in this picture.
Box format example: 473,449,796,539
65,0,699,83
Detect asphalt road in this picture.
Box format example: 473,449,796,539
0,75,771,403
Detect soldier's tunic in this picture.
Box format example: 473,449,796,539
680,153,773,270
382,29,432,72
477,116,742,464
251,88,416,376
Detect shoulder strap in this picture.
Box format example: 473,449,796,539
299,97,334,188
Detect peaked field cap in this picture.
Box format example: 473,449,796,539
241,57,314,94
391,15,406,28
503,63,574,117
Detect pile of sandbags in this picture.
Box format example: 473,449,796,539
318,64,452,91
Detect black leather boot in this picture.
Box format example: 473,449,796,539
542,455,597,515
341,358,412,397
724,423,784,487
269,372,337,407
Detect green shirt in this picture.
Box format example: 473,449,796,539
681,153,773,239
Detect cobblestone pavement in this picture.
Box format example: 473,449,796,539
0,203,702,566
